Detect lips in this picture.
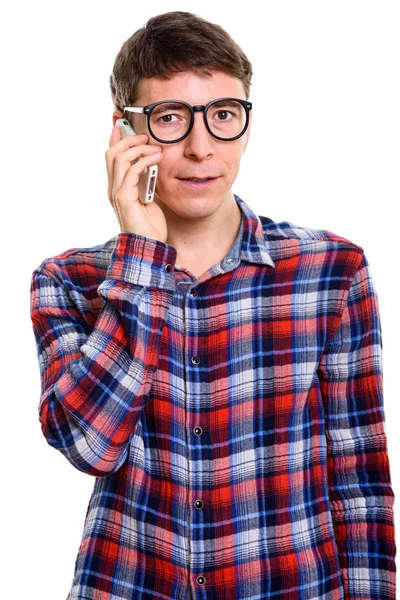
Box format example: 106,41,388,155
178,176,218,181
177,173,219,178
177,176,219,188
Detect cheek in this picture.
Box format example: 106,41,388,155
156,151,175,178
224,152,242,174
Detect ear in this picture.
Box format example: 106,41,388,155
112,109,124,126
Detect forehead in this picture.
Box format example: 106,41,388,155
136,70,246,105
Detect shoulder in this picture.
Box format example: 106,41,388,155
30,236,119,319
259,215,363,250
258,215,366,278
32,236,117,281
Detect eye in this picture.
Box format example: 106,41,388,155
215,110,233,121
209,106,241,122
158,113,179,123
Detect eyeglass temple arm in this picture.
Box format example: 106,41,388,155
123,107,144,113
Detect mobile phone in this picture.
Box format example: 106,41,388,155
115,118,158,204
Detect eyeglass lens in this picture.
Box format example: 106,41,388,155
149,100,247,142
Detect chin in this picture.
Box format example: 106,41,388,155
156,191,224,219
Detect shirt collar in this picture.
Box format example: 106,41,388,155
233,194,276,269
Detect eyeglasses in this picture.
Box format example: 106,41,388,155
123,97,252,144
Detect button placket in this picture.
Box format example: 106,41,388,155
187,286,211,590
188,330,207,590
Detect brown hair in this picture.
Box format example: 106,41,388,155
109,10,253,121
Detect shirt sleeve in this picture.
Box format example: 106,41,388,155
30,233,177,477
317,249,396,600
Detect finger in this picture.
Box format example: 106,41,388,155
112,151,162,206
105,132,151,200
111,145,162,200
113,151,162,204
109,130,148,150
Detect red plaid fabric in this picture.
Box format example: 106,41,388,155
30,195,396,599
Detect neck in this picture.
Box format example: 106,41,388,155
157,194,242,264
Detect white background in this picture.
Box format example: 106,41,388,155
1,1,399,598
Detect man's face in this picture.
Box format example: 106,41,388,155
114,70,252,222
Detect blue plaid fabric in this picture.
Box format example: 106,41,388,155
30,194,396,599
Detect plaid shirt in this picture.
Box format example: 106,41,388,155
30,195,396,600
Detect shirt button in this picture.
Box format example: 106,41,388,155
191,356,200,365
165,263,173,272
189,289,198,297
225,258,236,265
194,500,203,509
196,576,206,585
193,426,203,435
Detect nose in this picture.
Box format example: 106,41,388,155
183,111,214,160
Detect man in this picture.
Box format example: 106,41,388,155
30,10,396,600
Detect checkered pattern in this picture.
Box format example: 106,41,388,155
30,195,396,599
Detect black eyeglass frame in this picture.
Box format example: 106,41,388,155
123,97,252,144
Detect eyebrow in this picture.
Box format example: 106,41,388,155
210,100,241,108
152,103,187,115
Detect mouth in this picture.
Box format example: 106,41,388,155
177,176,220,188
